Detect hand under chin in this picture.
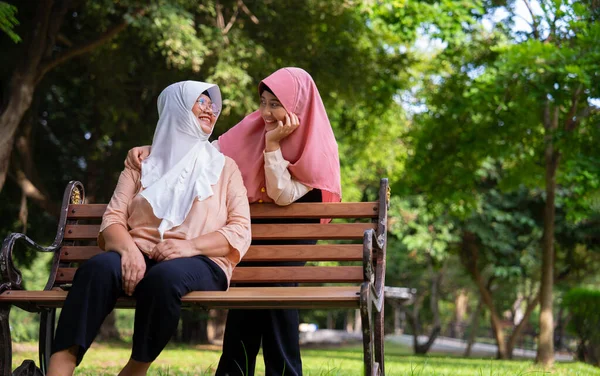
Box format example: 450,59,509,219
265,123,278,132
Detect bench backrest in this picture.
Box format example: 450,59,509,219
46,180,388,290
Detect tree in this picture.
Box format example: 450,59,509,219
406,0,600,365
459,187,543,359
388,196,460,354
0,1,149,193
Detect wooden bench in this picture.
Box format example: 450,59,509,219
0,178,389,375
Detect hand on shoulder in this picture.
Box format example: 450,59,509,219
125,145,151,170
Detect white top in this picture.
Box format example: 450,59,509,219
141,81,225,239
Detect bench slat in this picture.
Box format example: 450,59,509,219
251,223,375,240
60,244,363,262
249,202,378,218
64,223,375,241
54,266,363,285
0,286,361,309
232,266,362,283
67,203,378,220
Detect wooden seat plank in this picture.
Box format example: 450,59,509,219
0,286,361,309
54,266,363,285
60,244,364,262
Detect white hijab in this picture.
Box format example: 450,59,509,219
140,81,225,239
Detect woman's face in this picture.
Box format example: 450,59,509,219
191,94,217,134
259,91,287,131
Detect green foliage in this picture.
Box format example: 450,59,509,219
466,187,541,278
0,1,20,42
332,104,407,201
562,288,600,366
406,0,600,211
370,0,486,46
389,195,459,262
0,0,412,248
9,252,53,341
8,310,38,343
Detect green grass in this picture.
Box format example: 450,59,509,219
12,341,600,375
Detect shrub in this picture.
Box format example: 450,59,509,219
562,287,600,366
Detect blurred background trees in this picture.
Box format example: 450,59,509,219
1,0,598,367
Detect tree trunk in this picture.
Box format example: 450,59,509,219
11,110,61,216
180,310,209,344
0,77,37,191
511,294,525,326
490,320,508,359
409,294,423,351
97,311,120,341
327,311,334,329
536,102,559,367
555,306,565,351
464,299,483,357
0,1,63,192
408,254,444,355
0,1,137,192
507,292,540,359
393,303,405,335
345,310,354,332
414,326,441,355
354,309,361,333
452,289,468,339
460,232,508,359
207,309,228,343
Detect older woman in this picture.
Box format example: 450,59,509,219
47,81,251,376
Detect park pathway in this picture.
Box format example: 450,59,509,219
386,334,574,361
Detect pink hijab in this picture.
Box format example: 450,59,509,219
219,67,341,206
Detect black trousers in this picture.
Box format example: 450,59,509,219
216,189,321,376
52,251,227,365
216,262,306,376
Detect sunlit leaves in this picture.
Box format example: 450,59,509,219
0,1,20,42
406,1,600,219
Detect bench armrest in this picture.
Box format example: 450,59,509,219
362,229,385,312
361,178,390,313
0,181,85,294
0,233,61,293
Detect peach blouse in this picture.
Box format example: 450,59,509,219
99,157,251,285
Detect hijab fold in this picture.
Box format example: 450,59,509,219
219,68,341,206
141,81,225,239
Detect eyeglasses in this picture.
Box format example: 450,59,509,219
197,97,220,117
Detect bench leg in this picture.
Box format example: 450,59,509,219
39,308,56,374
0,303,12,375
360,284,375,376
374,305,385,375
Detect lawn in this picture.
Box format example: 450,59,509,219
12,341,600,375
